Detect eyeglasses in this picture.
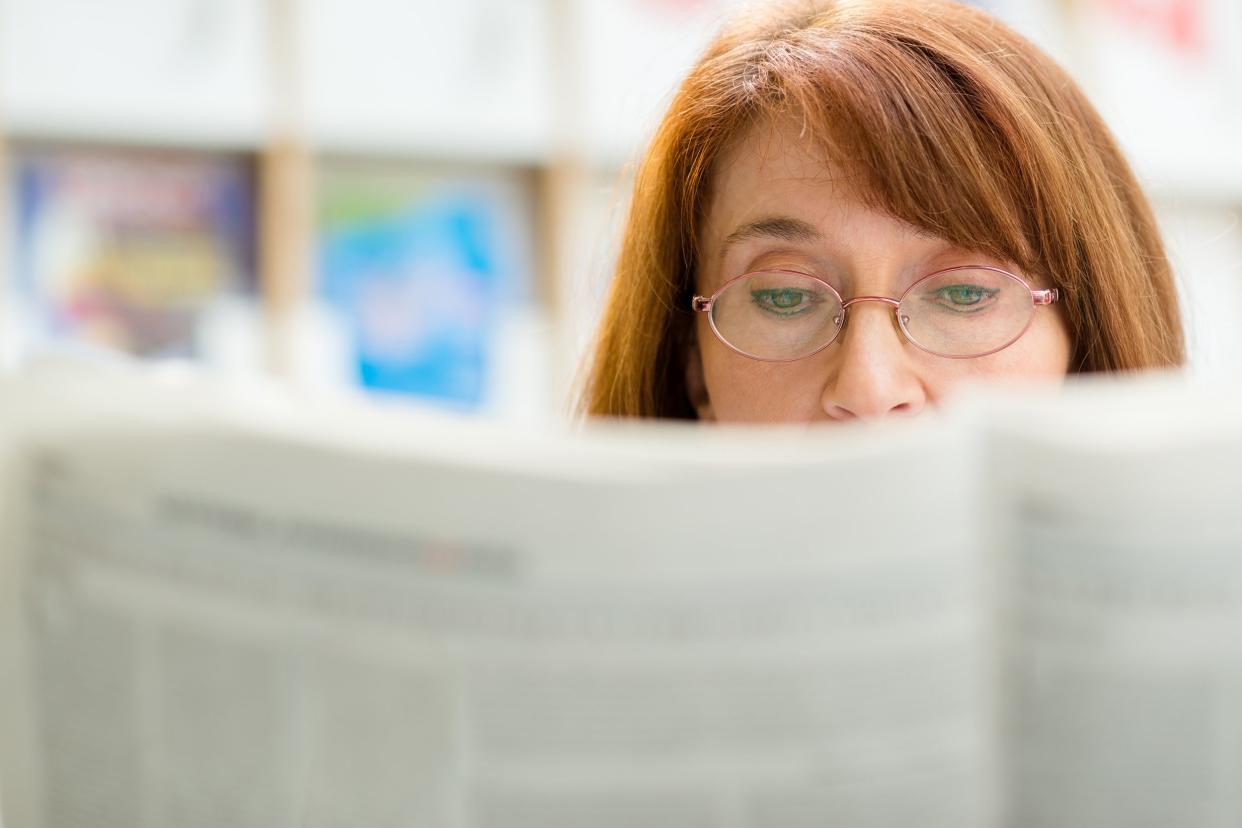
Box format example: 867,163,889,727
691,265,1060,361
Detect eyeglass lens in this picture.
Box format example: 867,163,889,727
708,268,1036,360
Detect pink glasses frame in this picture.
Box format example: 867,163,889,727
690,265,1060,362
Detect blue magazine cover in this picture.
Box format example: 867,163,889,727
317,166,531,408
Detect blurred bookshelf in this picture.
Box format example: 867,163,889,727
0,0,1239,421
7,145,256,359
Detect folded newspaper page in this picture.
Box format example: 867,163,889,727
0,361,994,828
983,380,1242,827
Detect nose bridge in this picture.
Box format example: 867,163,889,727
839,295,905,338
840,295,901,311
820,290,925,421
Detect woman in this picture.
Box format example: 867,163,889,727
582,0,1184,421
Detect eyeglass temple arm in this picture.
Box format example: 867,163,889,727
691,296,711,312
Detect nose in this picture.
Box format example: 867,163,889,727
820,299,927,421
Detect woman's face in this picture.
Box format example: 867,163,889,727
690,119,1072,423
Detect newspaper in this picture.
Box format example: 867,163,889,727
1,361,1240,828
987,385,1242,827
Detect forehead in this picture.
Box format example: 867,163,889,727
700,116,912,259
706,117,854,222
700,117,933,257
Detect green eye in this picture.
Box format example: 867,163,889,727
751,288,814,315
933,284,999,309
943,285,985,304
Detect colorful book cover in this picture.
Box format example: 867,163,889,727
317,165,531,408
13,148,255,358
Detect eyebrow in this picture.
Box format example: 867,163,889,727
718,215,822,259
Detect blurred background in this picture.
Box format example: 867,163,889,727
0,0,1238,422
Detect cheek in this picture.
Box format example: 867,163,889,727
941,311,1072,381
699,327,765,406
698,321,826,421
1002,310,1073,376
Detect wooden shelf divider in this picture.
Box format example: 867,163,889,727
259,0,316,377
